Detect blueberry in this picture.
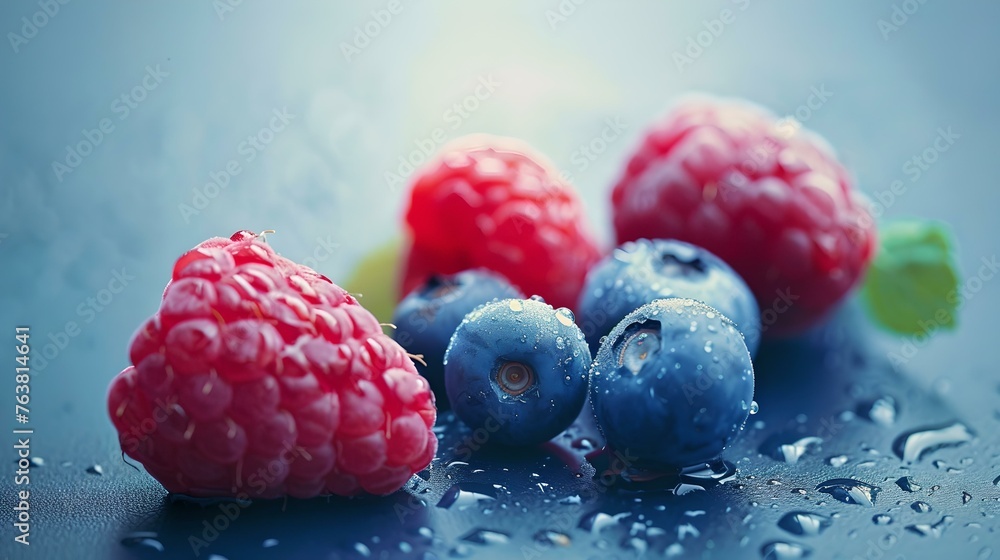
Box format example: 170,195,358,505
444,298,591,446
393,269,523,407
577,239,760,356
590,298,754,468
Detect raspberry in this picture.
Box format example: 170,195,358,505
612,97,876,334
107,231,437,498
401,135,602,311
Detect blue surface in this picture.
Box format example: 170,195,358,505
1,2,998,559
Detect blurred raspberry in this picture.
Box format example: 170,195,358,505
612,97,876,334
401,135,602,310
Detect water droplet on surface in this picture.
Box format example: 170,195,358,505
963,491,973,504
555,307,575,325
679,459,738,488
763,435,822,464
893,422,974,463
760,541,812,559
508,300,523,311
121,532,164,553
791,488,807,495
353,542,371,557
685,510,706,517
446,460,469,469
437,484,497,509
872,514,893,525
979,547,993,559
571,437,596,451
749,401,760,415
86,464,103,476
827,455,849,468
863,396,897,426
461,528,510,545
703,341,713,353
778,511,832,536
815,478,880,507
911,501,932,513
896,476,921,492
677,523,700,540
579,511,630,534
665,543,685,557
449,543,474,557
533,530,571,547
558,494,582,505
28,457,44,468
905,515,954,538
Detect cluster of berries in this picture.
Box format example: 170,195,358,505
107,96,876,497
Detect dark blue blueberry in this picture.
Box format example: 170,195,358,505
590,298,754,468
444,298,590,446
392,269,522,407
577,239,760,356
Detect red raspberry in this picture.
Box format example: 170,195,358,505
107,231,437,498
401,135,601,310
612,97,876,334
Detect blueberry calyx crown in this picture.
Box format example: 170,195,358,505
494,360,536,396
613,320,661,375
654,243,707,278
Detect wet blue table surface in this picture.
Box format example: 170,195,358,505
1,2,998,559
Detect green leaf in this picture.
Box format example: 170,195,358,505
343,238,402,325
861,220,961,336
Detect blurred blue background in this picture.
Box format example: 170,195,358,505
0,1,998,553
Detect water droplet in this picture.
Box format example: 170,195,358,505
872,514,893,525
555,307,575,326
768,479,783,485
677,523,700,540
963,491,973,504
558,494,582,505
461,528,509,545
533,530,571,547
905,515,954,538
778,511,832,536
760,541,812,559
86,464,104,476
437,484,497,509
572,437,597,451
911,501,932,513
353,542,371,557
665,543,685,557
749,401,760,415
679,459,739,486
703,341,713,353
121,532,164,553
508,300,524,311
827,455,849,467
863,396,897,426
896,476,921,492
815,478,880,507
791,488,807,495
762,435,822,463
685,510,706,517
893,422,974,463
449,543,474,557
979,547,993,559
446,460,469,469
28,457,44,468
579,511,630,534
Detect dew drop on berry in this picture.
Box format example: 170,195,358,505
749,401,760,415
